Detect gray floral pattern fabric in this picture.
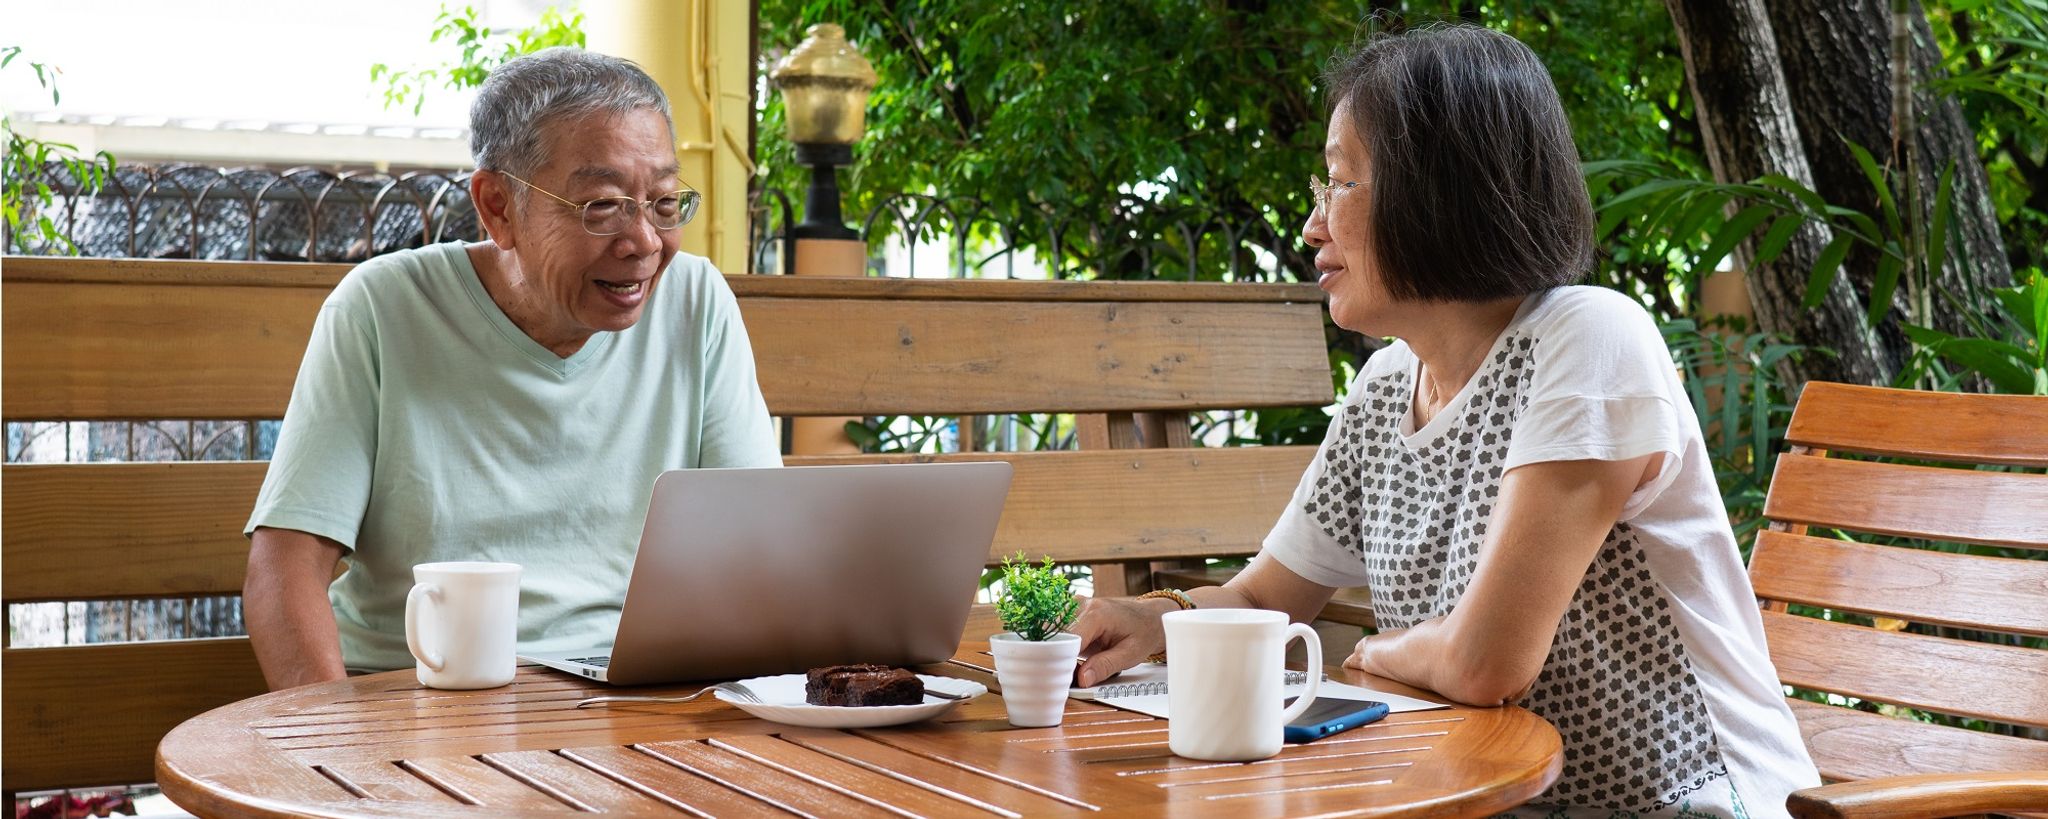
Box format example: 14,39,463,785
1305,335,1732,811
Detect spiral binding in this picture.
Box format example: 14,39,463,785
1092,670,1311,699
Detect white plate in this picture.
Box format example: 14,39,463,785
715,673,987,728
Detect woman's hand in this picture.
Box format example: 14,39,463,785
1070,595,1179,688
1342,628,1402,676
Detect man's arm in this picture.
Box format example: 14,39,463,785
245,527,349,690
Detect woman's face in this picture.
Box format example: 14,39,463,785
1302,102,1398,335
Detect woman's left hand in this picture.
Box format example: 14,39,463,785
1343,628,1404,675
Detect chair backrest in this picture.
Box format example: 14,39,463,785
1,255,1333,793
1750,381,2048,782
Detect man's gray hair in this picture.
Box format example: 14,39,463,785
469,47,674,176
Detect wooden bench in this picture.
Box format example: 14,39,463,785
0,255,1336,798
1754,382,2048,817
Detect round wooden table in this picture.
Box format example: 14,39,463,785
158,649,1561,818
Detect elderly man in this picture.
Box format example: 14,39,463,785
244,48,780,690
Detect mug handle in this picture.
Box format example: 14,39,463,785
1278,622,1322,724
405,582,446,672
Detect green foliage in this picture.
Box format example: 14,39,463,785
1660,320,1806,548
1586,159,1926,321
2,46,115,255
1900,269,2048,393
370,5,585,115
993,553,1081,641
1929,0,2048,279
757,1,1701,285
760,1,1340,280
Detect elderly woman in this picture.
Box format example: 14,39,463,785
1072,27,1818,817
243,48,779,689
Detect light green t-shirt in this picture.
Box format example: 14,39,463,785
246,242,781,671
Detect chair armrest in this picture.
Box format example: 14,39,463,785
1787,771,2048,819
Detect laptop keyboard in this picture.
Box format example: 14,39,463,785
570,656,611,667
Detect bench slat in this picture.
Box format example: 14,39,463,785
3,280,329,420
1785,381,2048,467
1786,697,2048,783
746,297,1332,415
1749,530,2048,637
2,448,1317,603
2,257,1328,303
4,259,1332,420
1763,610,2048,730
4,462,266,600
2,638,269,791
1762,454,2048,549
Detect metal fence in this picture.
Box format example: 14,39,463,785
12,160,1313,278
10,163,480,261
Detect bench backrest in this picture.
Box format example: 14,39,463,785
1751,381,2048,783
1,255,1332,793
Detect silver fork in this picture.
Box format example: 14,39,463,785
576,681,762,709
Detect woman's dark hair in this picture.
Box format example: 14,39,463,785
1325,26,1594,301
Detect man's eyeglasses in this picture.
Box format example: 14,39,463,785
498,171,702,236
1309,174,1366,207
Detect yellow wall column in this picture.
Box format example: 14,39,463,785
584,0,753,275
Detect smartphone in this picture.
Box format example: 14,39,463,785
1282,696,1390,743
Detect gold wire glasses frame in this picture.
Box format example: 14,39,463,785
497,171,702,236
1308,174,1365,207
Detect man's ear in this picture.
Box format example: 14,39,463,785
471,171,519,250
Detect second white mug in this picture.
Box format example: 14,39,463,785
404,561,521,690
1163,608,1322,761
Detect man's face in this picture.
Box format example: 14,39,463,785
510,107,682,339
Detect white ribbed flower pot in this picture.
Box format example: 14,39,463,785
989,631,1082,727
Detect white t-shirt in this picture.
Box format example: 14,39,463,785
1265,286,1818,818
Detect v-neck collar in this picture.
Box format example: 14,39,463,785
1396,291,1547,448
455,245,615,377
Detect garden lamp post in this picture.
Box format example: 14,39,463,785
771,23,876,246
771,23,875,455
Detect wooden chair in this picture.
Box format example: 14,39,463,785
1753,381,2048,818
0,256,1333,798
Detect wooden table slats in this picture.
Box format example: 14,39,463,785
556,745,799,817
312,760,464,804
157,642,1561,817
636,739,904,818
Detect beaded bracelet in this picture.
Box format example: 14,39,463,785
1136,588,1196,662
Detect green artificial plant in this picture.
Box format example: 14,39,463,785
994,553,1080,641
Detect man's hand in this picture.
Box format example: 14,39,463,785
245,528,349,690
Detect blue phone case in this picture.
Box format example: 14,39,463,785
1282,699,1391,743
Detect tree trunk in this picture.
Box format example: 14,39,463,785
1665,0,1896,387
1763,0,2013,345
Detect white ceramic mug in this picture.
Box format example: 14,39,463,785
404,561,520,689
1163,608,1322,761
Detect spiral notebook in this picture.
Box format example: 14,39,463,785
1071,662,1449,720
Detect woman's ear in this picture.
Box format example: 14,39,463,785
471,171,519,250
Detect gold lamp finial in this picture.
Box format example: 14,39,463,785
770,23,878,145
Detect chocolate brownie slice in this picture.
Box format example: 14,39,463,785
804,664,925,706
806,664,889,704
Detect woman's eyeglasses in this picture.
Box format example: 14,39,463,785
1309,174,1366,207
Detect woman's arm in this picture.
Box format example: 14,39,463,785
1348,453,1660,705
1072,554,1338,687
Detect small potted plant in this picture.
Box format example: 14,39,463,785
989,553,1082,727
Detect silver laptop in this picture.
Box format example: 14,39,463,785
521,462,1012,685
